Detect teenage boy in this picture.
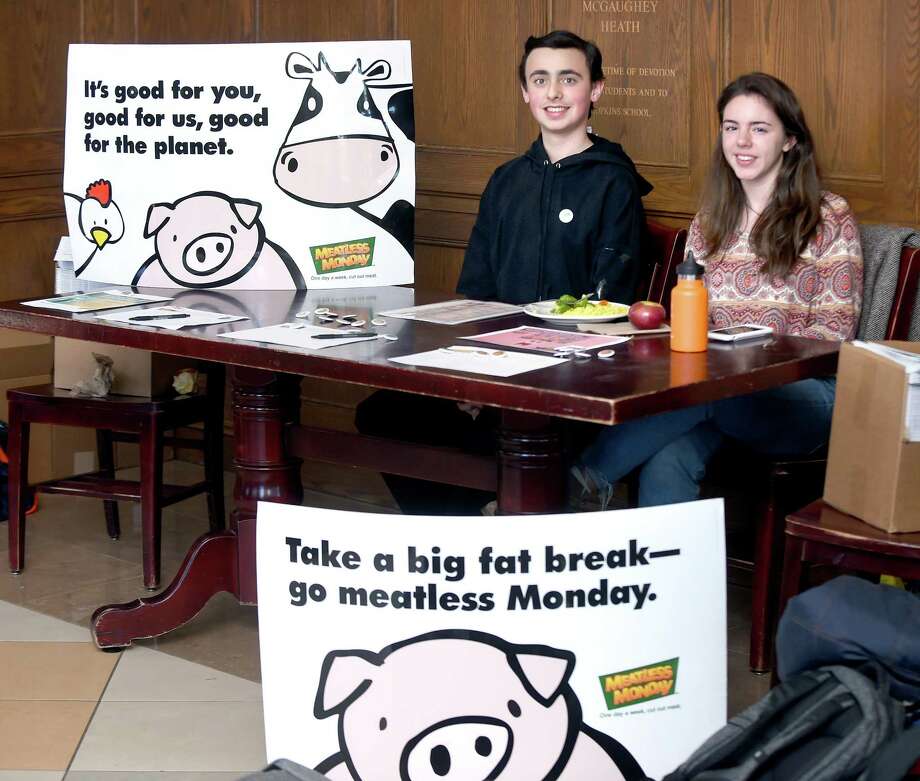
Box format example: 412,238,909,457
357,31,650,515
457,29,652,305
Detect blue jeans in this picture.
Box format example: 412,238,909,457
579,378,837,507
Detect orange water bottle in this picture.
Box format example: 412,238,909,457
670,252,708,352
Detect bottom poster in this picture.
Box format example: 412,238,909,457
257,500,726,780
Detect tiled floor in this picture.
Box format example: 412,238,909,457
1,581,264,780
0,461,771,779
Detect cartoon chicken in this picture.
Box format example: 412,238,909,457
64,179,125,275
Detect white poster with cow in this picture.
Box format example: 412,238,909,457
63,42,414,290
256,500,727,780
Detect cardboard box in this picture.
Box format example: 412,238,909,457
50,425,99,479
54,337,190,397
0,329,53,381
824,341,920,532
0,330,55,482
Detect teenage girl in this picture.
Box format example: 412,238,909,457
573,72,863,509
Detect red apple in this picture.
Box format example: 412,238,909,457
628,300,666,329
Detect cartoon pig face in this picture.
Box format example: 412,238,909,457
315,632,580,781
144,192,263,287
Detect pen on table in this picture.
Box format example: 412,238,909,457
311,332,378,340
128,313,191,322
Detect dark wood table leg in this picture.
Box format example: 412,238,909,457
92,531,239,648
91,368,303,648
231,368,303,604
496,411,564,514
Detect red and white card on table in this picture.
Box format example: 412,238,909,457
460,325,629,354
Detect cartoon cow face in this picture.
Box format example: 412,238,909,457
274,52,400,208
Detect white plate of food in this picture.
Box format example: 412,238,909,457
523,296,629,323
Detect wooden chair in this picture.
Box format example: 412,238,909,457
639,220,687,313
7,365,226,590
886,242,920,341
721,242,920,672
778,500,920,622
777,501,920,781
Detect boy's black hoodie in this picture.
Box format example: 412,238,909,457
457,134,653,305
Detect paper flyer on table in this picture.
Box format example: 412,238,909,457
219,322,382,349
24,289,172,313
379,299,523,325
462,325,630,353
389,346,567,377
94,305,247,329
579,322,671,336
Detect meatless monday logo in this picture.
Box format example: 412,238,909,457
310,237,375,274
599,658,679,710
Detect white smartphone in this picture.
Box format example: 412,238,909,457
707,324,774,342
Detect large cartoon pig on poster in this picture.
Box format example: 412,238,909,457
132,191,305,289
273,52,415,258
313,630,646,781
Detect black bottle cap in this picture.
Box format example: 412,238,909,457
676,250,704,278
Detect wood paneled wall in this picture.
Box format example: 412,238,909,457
2,0,918,302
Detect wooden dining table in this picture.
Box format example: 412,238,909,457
0,285,840,648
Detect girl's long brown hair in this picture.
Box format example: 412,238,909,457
699,73,823,278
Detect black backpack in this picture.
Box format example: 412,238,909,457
238,760,330,781
860,727,920,780
662,665,904,781
777,576,920,703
